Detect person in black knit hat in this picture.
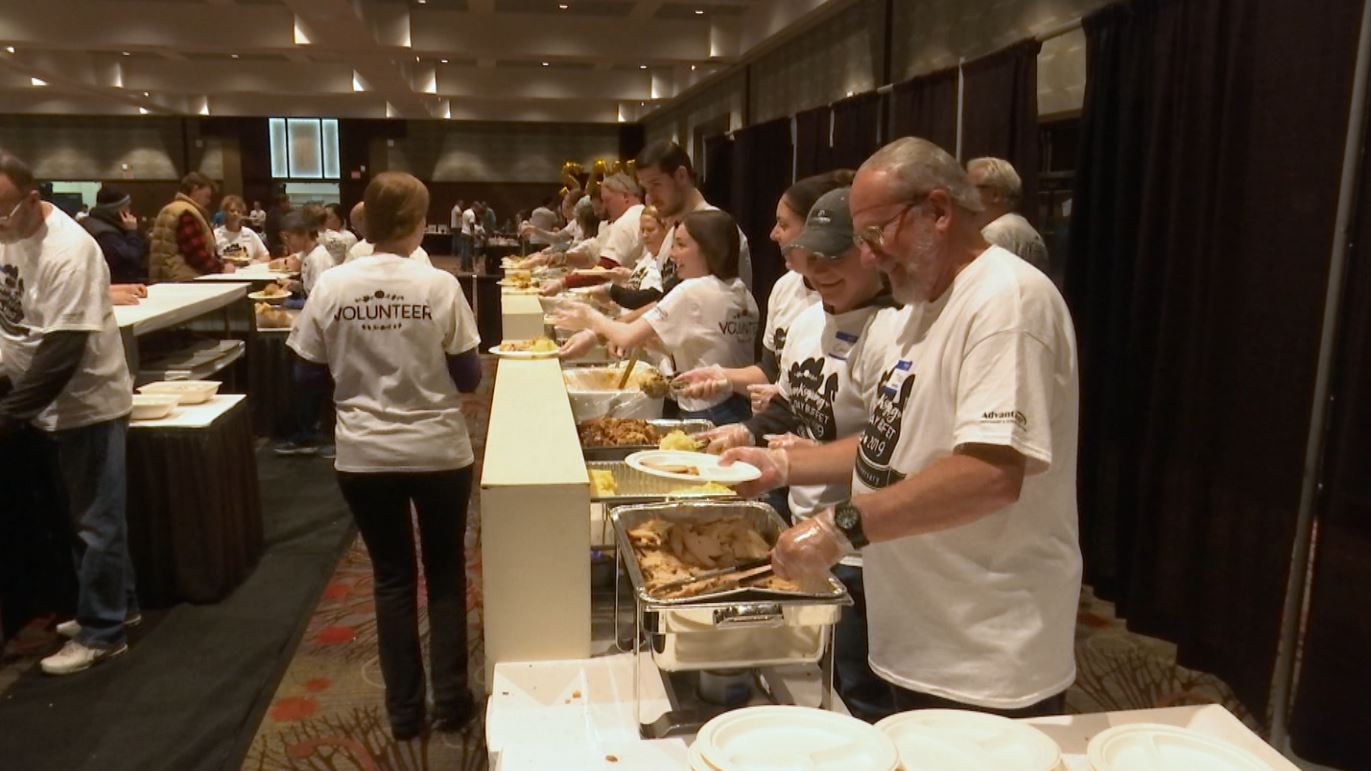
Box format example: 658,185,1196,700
80,186,146,285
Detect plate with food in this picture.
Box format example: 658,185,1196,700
626,450,761,484
491,338,561,359
248,282,292,305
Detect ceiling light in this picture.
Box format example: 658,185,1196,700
142,91,150,97
231,53,240,59
121,51,131,56
30,77,47,87
138,107,149,115
690,64,697,71
639,64,647,69
4,46,14,54
695,8,704,14
441,58,448,63
416,56,421,62
558,3,569,8
542,61,550,67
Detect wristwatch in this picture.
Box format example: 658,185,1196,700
833,501,870,550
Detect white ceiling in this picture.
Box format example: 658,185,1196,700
0,0,844,121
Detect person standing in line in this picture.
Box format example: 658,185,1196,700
460,202,477,273
0,153,139,676
148,172,233,280
966,157,1048,272
213,195,269,264
450,199,465,263
288,171,482,739
248,200,267,231
81,185,147,284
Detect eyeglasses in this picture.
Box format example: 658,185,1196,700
851,195,927,251
0,195,29,227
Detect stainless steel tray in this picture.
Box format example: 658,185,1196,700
580,419,715,461
611,500,847,607
588,461,737,504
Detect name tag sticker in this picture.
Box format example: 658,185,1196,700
828,330,859,361
881,359,913,395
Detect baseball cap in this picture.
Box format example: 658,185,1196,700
783,187,854,259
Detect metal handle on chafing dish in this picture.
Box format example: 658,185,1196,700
712,602,784,628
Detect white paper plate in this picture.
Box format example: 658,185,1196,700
497,279,533,287
875,709,1061,771
1086,724,1271,771
694,705,898,771
626,450,760,484
490,342,560,359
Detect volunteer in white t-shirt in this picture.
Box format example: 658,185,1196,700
698,187,897,721
214,195,269,262
288,171,482,740
346,201,432,268
280,211,336,297
0,152,138,676
320,203,359,265
722,137,1081,718
553,209,758,424
673,170,853,412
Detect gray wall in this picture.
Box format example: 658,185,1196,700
0,115,186,180
384,121,621,183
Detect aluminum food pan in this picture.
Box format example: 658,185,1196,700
580,419,715,461
587,461,737,504
611,500,847,607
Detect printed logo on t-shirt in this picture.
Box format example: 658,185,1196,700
0,265,29,337
982,410,1029,430
335,288,432,332
787,356,839,442
719,308,757,342
855,360,915,490
772,325,788,354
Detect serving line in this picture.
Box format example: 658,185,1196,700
113,282,249,380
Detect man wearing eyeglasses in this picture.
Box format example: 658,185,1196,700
0,153,138,675
722,137,1081,719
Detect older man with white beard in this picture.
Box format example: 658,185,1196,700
722,137,1081,719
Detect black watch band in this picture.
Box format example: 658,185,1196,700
833,501,870,550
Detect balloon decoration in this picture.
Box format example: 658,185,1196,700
559,160,584,198
587,159,609,198
557,158,635,198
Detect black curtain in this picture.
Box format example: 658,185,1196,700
729,118,794,335
960,39,1042,223
888,66,958,153
701,133,734,216
1290,34,1371,766
1065,0,1362,723
830,92,882,170
794,105,832,179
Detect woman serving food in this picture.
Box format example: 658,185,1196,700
552,209,758,424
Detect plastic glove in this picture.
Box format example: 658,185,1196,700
765,432,818,451
606,341,633,359
607,266,633,285
717,446,789,498
551,302,596,331
696,424,754,454
559,329,599,358
748,383,780,414
672,364,731,400
771,508,848,581
540,278,565,296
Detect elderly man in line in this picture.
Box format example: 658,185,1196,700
966,157,1048,272
723,137,1081,719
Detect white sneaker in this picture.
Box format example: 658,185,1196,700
40,639,128,675
55,612,144,639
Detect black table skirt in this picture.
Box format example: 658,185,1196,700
248,333,295,439
126,398,264,607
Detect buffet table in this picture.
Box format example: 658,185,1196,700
126,396,264,607
193,262,294,285
114,282,248,382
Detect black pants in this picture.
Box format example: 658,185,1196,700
337,466,473,728
889,683,1067,719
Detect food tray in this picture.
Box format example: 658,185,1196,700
580,419,714,461
611,500,847,606
587,461,737,504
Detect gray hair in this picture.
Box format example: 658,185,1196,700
0,151,36,192
966,157,1022,208
861,137,983,213
601,172,642,199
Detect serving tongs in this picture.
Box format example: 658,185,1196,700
652,556,774,593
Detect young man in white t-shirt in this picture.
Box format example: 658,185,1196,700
0,153,138,675
722,137,1081,718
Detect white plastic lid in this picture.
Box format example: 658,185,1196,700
874,709,1062,771
694,705,898,771
1086,723,1272,771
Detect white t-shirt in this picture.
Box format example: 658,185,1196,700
848,245,1080,708
600,203,645,269
982,213,1048,273
214,225,268,262
763,270,819,357
778,301,889,569
287,253,481,473
347,240,433,268
462,208,477,236
320,228,358,265
653,197,753,290
300,243,336,296
645,275,758,412
249,208,267,229
0,205,132,431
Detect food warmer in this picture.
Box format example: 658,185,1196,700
611,500,852,739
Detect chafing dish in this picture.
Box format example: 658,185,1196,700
611,500,851,738
580,418,714,461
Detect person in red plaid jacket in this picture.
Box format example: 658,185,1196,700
148,173,235,281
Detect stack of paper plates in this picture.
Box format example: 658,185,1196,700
690,706,898,771
1086,724,1272,771
875,709,1062,771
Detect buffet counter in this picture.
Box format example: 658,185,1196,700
480,355,591,687
113,282,249,383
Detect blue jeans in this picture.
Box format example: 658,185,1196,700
456,234,474,272
45,417,136,648
679,394,751,427
833,563,894,723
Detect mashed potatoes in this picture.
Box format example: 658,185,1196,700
658,430,702,451
589,469,617,497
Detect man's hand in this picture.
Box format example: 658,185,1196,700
540,278,566,296
717,446,789,498
672,364,730,400
771,508,847,580
559,329,599,358
109,284,147,306
695,424,753,454
765,432,818,451
222,262,237,274
118,210,138,231
748,383,780,414
607,266,633,285
551,302,596,331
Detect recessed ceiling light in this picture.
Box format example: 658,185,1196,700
142,91,150,97
138,107,149,115
690,64,697,71
558,3,569,8
639,64,647,69
230,53,240,59
441,58,448,63
542,61,550,67
416,56,421,62
695,8,704,14
30,77,47,87
121,51,131,56
4,46,14,54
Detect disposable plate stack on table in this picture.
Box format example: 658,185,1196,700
874,709,1064,771
1084,723,1272,771
689,705,899,771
